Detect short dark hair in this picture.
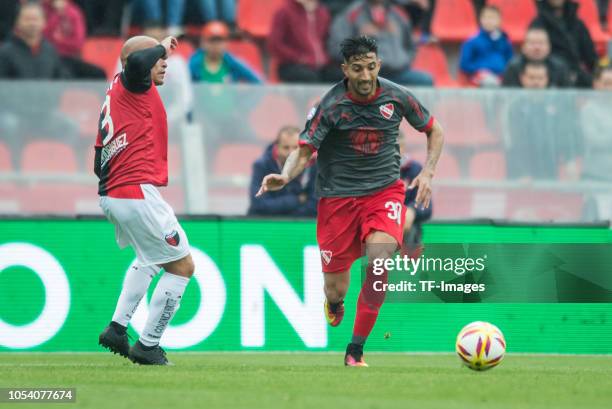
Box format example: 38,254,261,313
275,125,301,143
481,5,501,15
520,60,548,75
340,36,378,62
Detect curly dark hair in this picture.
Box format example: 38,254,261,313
340,36,378,62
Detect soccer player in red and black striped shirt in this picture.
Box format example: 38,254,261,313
96,35,195,366
258,36,444,366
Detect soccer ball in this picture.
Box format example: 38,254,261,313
455,321,506,371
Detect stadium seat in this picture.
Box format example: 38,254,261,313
0,183,19,213
412,44,458,87
432,186,473,218
432,0,478,42
60,89,103,138
0,141,12,171
237,0,285,38
20,185,96,214
469,151,507,179
82,37,123,79
508,191,584,221
487,0,537,43
576,0,609,44
158,185,185,214
249,94,300,141
213,143,263,177
433,99,496,146
227,40,265,78
168,143,182,176
21,141,78,173
175,39,196,60
436,152,461,179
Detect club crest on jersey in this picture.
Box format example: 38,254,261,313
379,103,394,120
164,230,180,247
320,250,333,265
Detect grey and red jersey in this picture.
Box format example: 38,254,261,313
299,77,434,198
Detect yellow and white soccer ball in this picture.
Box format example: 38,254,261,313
456,321,506,371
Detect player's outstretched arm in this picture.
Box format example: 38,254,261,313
409,119,444,209
256,145,313,197
123,36,177,92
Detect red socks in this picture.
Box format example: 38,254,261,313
352,266,387,345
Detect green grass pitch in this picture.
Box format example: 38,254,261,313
1,353,611,409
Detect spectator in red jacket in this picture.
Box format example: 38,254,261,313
42,0,105,78
43,0,85,57
269,0,343,83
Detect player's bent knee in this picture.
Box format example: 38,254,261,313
161,254,194,278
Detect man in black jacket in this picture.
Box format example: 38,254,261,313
249,126,318,217
530,0,598,87
503,26,572,87
0,2,67,79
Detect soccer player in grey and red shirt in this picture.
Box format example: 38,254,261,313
257,36,444,366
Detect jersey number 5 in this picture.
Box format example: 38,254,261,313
99,94,114,146
385,201,402,225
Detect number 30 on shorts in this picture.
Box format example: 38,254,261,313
385,201,403,225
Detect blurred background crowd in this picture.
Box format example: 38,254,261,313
1,0,611,87
1,0,612,223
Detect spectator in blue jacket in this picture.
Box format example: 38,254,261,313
459,5,513,87
248,126,318,216
189,21,262,83
399,133,432,253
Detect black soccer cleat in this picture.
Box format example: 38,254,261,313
98,323,130,358
344,343,368,367
128,340,170,365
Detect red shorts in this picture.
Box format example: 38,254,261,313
316,180,406,273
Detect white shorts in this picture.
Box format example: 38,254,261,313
99,184,190,267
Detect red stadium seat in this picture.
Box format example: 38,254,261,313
237,0,285,38
20,185,96,214
168,143,182,176
436,152,461,179
469,151,507,179
213,143,263,176
412,44,458,87
576,0,609,44
487,0,537,43
158,185,185,214
249,94,300,141
82,37,123,79
0,141,12,171
175,39,195,60
431,186,473,218
0,183,19,213
227,40,265,78
432,0,479,42
21,141,78,173
507,191,584,222
60,89,103,138
434,99,496,146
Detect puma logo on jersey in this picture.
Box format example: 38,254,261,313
320,250,333,265
379,103,394,120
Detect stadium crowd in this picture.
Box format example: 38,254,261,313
1,0,611,87
1,0,612,220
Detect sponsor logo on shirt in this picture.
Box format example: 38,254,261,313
101,133,128,168
379,103,395,120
